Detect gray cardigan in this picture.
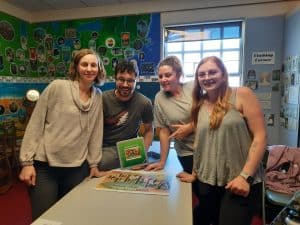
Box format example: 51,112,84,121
19,79,103,168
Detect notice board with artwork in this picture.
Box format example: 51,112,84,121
0,11,160,79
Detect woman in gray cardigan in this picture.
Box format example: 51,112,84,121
19,49,106,220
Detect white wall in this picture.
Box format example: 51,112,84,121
280,7,300,146
161,2,300,25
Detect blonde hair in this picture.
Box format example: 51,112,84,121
191,56,232,129
68,49,106,85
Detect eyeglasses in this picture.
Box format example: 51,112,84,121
197,69,220,78
116,77,136,84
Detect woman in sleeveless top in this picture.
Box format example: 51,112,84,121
177,56,267,225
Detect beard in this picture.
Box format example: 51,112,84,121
116,87,133,98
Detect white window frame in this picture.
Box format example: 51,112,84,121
163,20,245,87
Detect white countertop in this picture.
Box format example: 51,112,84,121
32,144,192,225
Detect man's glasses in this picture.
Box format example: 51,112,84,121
116,77,136,84
197,70,220,78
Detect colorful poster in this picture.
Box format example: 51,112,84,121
0,11,160,78
95,170,171,195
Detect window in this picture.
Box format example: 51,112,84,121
164,21,244,86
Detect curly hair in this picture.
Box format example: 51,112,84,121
68,48,106,85
191,56,232,129
114,59,139,78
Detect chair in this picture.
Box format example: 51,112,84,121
267,190,300,225
263,145,297,224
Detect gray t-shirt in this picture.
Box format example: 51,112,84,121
154,81,194,157
102,90,153,146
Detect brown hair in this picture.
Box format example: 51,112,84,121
191,56,232,129
114,59,139,78
157,55,183,80
68,48,106,85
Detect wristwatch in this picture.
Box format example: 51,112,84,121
239,171,254,185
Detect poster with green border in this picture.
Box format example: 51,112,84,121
117,137,147,168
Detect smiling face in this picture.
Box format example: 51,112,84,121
77,54,99,85
158,65,180,93
115,71,136,101
196,60,226,95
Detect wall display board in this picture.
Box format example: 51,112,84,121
0,11,160,138
280,55,300,131
0,82,47,138
0,11,160,79
0,12,29,77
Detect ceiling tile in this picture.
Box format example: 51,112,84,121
6,0,53,11
82,0,119,6
3,0,291,12
44,0,87,10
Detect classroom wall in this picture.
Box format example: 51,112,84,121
280,7,300,146
0,10,161,138
243,16,284,145
161,6,296,146
0,11,160,79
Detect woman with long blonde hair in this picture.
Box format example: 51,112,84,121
177,56,267,225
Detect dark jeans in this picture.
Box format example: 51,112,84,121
98,146,120,171
29,160,89,220
193,181,262,225
178,155,193,173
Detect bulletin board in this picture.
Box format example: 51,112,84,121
280,55,300,130
0,11,161,78
0,11,29,77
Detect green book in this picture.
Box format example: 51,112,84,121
117,137,147,168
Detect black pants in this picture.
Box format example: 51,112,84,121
193,181,262,225
178,155,199,194
29,160,89,220
178,155,193,173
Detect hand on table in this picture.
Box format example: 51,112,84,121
176,171,196,183
144,161,165,171
89,167,109,178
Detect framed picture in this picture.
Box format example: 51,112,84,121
245,80,258,90
117,137,147,168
